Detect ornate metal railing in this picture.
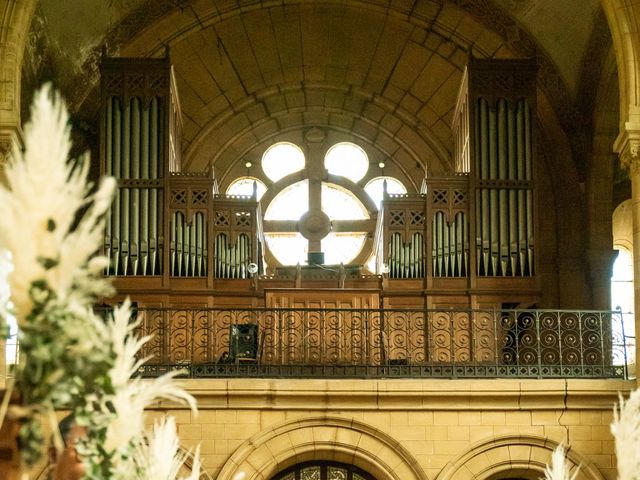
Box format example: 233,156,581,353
119,308,631,379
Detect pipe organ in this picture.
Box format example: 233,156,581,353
100,53,538,311
212,193,264,279
101,55,177,276
454,57,537,278
101,54,264,283
382,194,427,279
379,57,537,294
380,177,470,280
168,176,213,277
427,177,470,278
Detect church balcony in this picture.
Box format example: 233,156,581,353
107,307,634,380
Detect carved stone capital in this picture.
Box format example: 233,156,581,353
615,127,640,174
0,126,23,181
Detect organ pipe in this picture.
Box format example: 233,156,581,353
388,232,425,279
214,233,251,279
112,98,121,274
474,97,534,277
169,212,207,277
105,96,164,276
432,211,468,277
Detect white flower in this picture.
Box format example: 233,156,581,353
612,389,640,480
544,444,578,480
104,300,197,455
134,416,201,480
1,84,200,480
108,300,152,388
0,85,115,322
104,373,197,454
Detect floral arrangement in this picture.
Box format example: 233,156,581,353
0,85,201,479
611,388,640,480
543,444,578,480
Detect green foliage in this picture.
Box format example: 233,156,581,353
15,278,115,466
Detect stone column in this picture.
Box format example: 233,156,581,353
0,126,22,391
0,0,34,388
616,129,640,382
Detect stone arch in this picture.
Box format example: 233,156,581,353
613,199,633,252
602,0,640,131
0,0,37,161
216,415,428,480
435,434,606,480
0,0,36,124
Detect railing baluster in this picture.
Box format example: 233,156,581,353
493,309,499,373
163,310,170,365
618,308,628,378
557,311,563,374
450,310,456,376
600,311,606,375
578,311,584,376
190,310,195,368
535,310,541,378
423,306,429,364
364,312,369,366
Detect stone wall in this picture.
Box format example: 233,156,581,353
143,378,632,480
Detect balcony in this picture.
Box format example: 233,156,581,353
119,308,632,380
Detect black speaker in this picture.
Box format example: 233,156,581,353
308,251,325,264
229,324,258,361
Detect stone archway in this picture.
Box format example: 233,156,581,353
602,0,640,132
602,0,640,386
435,434,606,480
216,415,428,480
0,0,36,166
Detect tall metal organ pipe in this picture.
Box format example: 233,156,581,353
170,212,207,277
105,96,164,276
214,233,251,279
475,97,534,277
432,211,468,277
388,232,425,279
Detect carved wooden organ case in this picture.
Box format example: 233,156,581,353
100,54,537,306
379,57,538,302
100,54,264,287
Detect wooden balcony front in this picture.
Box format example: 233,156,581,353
110,307,633,380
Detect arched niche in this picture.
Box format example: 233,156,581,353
435,434,606,480
216,415,428,480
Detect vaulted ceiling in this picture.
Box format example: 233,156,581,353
23,0,613,188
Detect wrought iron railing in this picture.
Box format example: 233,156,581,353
119,308,631,379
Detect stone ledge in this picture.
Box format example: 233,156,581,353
149,378,635,411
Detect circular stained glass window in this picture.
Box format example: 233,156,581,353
264,232,308,266
321,183,369,220
264,180,309,221
262,142,305,182
324,142,368,183
322,233,367,265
